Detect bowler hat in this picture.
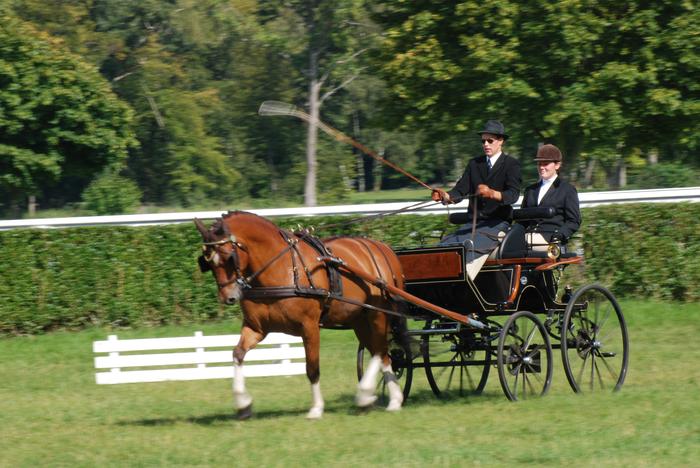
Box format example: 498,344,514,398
534,144,562,162
477,120,508,140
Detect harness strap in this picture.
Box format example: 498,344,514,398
240,285,404,321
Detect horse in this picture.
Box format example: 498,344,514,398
194,211,406,419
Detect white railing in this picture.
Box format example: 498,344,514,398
2,187,699,231
93,331,305,385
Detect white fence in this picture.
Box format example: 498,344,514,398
2,187,699,231
93,331,305,385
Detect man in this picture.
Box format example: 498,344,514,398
431,120,521,278
520,144,581,252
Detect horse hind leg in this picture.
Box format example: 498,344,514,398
358,354,404,412
382,358,403,411
355,311,404,412
356,354,381,408
302,325,324,420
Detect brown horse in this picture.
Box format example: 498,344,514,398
194,211,405,419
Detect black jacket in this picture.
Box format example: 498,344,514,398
448,153,522,223
520,177,581,242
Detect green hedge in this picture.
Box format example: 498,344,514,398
1,203,698,335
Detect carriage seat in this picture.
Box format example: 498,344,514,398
445,207,578,260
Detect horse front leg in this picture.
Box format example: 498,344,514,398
232,325,263,420
302,326,324,419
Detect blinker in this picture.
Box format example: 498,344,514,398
198,255,211,273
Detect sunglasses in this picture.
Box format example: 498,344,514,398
481,138,497,144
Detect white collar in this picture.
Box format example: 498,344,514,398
540,174,558,185
488,152,502,166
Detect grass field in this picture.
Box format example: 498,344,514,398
1,300,698,467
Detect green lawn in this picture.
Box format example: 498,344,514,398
1,300,698,467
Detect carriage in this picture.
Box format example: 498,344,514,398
358,206,630,402
196,206,629,419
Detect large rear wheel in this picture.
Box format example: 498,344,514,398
421,319,491,398
497,311,553,401
561,284,629,393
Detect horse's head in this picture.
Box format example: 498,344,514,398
194,217,250,305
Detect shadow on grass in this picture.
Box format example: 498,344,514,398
116,388,501,427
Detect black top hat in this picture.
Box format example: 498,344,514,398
477,120,508,140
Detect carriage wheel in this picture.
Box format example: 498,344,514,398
497,311,553,401
421,319,491,398
561,284,629,393
356,328,414,404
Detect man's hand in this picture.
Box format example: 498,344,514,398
477,184,501,200
431,189,452,205
550,232,564,243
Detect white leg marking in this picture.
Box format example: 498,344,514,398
382,362,403,412
232,361,252,410
356,355,381,407
306,382,324,419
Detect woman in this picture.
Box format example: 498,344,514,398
520,144,581,252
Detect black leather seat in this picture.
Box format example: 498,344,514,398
495,223,528,259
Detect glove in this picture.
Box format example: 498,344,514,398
431,189,452,205
550,232,564,243
477,184,498,200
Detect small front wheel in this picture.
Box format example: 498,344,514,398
422,320,491,398
497,311,553,401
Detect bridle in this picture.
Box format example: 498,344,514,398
201,231,301,292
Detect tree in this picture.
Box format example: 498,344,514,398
259,0,381,206
372,1,700,188
0,15,137,213
90,0,243,205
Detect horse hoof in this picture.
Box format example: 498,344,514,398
355,394,377,409
306,406,324,420
236,404,253,420
386,400,402,412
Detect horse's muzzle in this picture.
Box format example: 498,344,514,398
220,283,243,305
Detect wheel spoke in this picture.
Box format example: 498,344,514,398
594,359,605,390
594,308,612,338
512,364,521,399
597,352,620,381
589,351,596,391
524,323,538,350
576,348,590,383
524,369,537,396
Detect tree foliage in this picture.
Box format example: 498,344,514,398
2,1,698,215
0,14,137,213
372,1,700,187
82,170,142,215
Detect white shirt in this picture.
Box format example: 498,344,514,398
537,174,558,205
487,152,502,169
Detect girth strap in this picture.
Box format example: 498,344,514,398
293,229,343,298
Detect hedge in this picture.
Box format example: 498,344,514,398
1,203,698,335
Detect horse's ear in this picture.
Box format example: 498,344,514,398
194,218,208,237
198,255,211,273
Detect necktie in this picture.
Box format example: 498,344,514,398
487,158,492,172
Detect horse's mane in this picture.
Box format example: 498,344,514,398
211,210,278,236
